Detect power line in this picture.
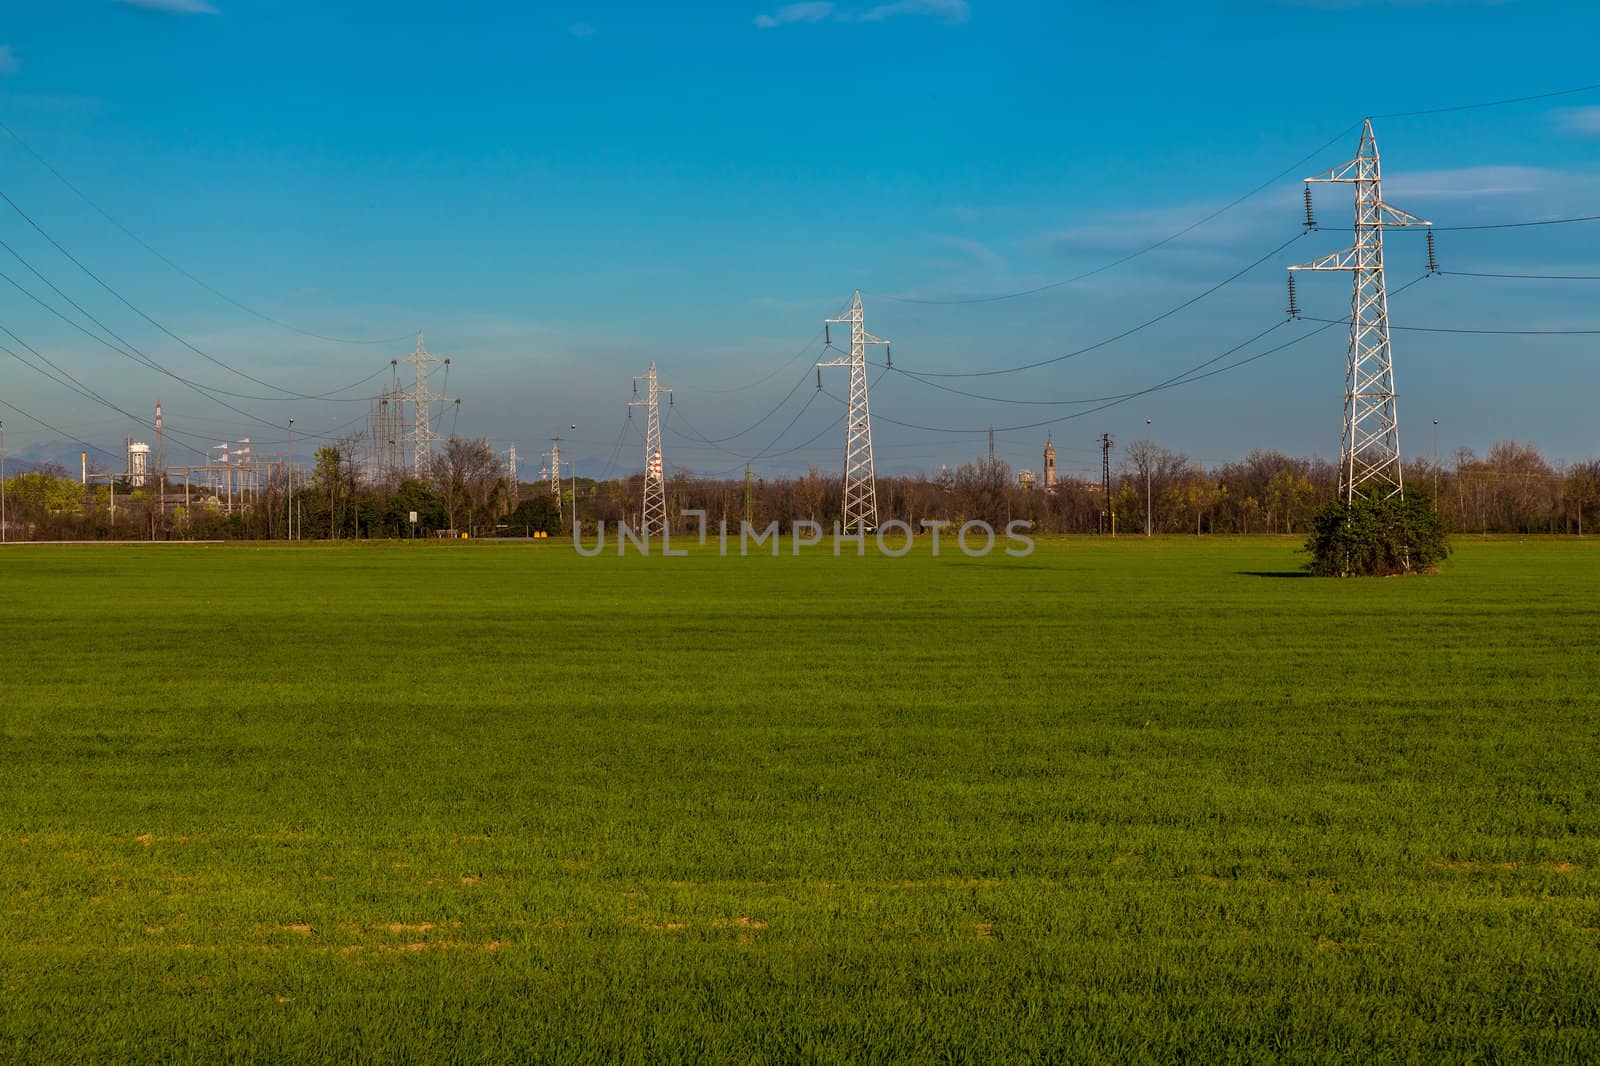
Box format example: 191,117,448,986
595,412,634,481
668,361,818,445
1439,270,1600,281
678,324,830,395
0,187,379,402
1433,214,1600,232
0,395,125,463
882,319,1293,408
0,256,384,439
868,126,1359,307
1371,81,1600,119
1300,315,1600,336
0,256,386,402
0,329,215,460
0,119,411,347
897,231,1308,379
835,317,1332,436
860,80,1600,308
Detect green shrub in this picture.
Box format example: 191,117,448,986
1304,488,1450,577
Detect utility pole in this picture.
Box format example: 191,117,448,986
286,419,294,542
545,437,563,528
818,290,889,533
629,362,672,537
0,419,6,544
988,427,995,464
154,399,164,536
397,332,455,476
1290,119,1430,504
1100,433,1114,535
1433,419,1440,511
1145,418,1153,537
568,424,578,533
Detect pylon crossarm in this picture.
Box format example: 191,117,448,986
1305,157,1366,184
1290,247,1360,272
1377,203,1430,228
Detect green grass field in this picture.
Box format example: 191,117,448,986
2,536,1597,1062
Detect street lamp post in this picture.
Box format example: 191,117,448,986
287,418,294,542
1433,419,1439,511
1145,418,1153,537
568,423,578,535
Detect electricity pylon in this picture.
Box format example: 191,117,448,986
397,332,455,476
629,361,671,536
506,444,519,506
1289,119,1430,504
544,437,562,526
818,290,889,533
743,463,753,526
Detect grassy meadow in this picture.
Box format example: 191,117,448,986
1,535,1597,1062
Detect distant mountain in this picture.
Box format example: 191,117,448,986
7,439,116,477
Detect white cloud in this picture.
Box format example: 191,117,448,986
1555,106,1600,137
567,21,597,37
0,45,18,77
858,0,969,22
114,0,219,14
929,233,1006,273
754,0,968,26
1385,165,1583,200
755,2,835,27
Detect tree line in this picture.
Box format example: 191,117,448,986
2,435,1596,540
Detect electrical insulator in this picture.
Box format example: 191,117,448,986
824,324,831,347
668,392,674,407
1286,275,1301,320
816,368,823,391
1303,185,1316,230
886,345,893,369
1426,229,1439,275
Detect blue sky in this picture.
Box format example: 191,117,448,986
1,0,1598,480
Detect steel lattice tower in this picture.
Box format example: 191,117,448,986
629,361,671,536
818,291,889,533
1290,120,1430,503
545,437,562,525
397,332,455,476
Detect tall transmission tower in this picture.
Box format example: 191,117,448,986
1100,433,1114,534
743,463,753,526
628,361,672,536
1290,119,1430,504
544,437,563,526
397,332,455,476
367,383,407,484
506,444,519,506
818,291,889,533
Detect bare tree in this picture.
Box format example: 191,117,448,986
427,436,505,535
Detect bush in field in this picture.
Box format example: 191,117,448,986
1305,488,1450,577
